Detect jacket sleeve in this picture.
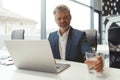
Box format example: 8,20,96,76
80,32,92,60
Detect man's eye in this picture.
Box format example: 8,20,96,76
64,16,68,19
57,18,61,21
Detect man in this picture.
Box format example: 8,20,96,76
48,4,103,72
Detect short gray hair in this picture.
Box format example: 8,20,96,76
53,4,71,15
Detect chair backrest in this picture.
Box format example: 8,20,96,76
108,27,120,68
11,29,25,39
84,29,97,51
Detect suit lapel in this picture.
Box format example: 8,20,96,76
65,27,73,59
54,32,61,59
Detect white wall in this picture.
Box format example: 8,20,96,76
0,0,2,7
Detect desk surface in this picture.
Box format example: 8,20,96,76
0,60,120,80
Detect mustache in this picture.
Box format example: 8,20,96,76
60,22,67,24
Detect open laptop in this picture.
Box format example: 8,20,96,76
4,40,70,73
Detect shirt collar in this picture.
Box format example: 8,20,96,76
57,28,70,38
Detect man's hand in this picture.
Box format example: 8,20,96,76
85,56,103,72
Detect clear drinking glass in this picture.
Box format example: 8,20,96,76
86,51,96,74
86,51,104,77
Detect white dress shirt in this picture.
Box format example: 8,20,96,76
58,29,70,60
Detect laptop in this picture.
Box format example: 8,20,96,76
4,40,70,73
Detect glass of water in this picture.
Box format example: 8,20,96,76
86,51,97,74
86,51,104,77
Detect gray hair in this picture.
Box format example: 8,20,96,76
53,4,71,15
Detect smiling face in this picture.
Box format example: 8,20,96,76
53,5,71,33
54,11,71,29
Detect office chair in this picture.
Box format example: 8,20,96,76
108,27,120,68
11,29,25,39
84,30,97,51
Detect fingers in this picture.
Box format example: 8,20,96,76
84,60,96,66
85,56,103,72
94,56,103,72
95,56,103,66
94,62,103,72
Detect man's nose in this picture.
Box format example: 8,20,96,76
60,18,65,22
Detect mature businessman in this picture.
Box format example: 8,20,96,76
48,4,103,72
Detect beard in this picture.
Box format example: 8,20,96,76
59,22,69,28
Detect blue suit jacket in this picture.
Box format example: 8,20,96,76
48,27,92,63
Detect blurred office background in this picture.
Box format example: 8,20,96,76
0,0,120,50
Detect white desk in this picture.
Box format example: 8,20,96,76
0,60,120,80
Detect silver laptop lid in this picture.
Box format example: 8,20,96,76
5,40,58,73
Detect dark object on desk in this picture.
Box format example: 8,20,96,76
84,29,97,51
11,29,25,39
108,27,120,68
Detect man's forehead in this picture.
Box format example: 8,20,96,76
55,11,69,16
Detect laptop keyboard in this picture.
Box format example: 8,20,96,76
56,63,65,68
